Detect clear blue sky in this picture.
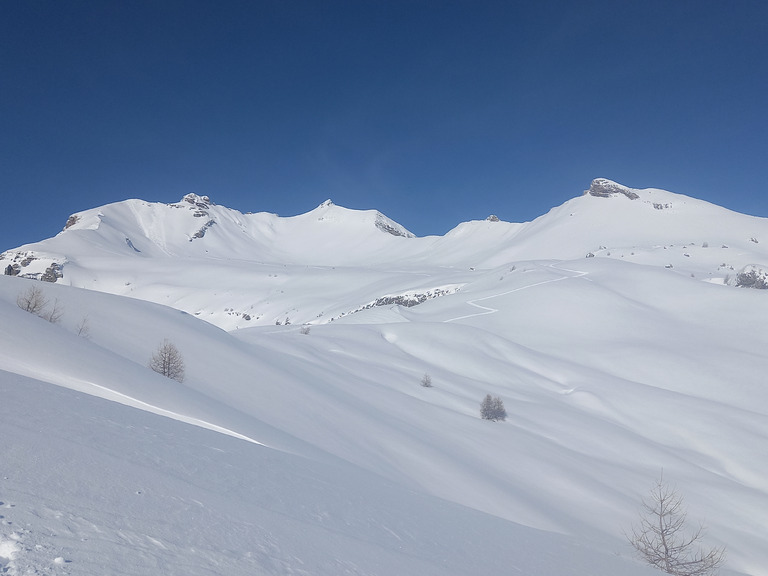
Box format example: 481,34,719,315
2,0,767,250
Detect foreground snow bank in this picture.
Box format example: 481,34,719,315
0,372,659,576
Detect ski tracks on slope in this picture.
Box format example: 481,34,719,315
444,262,589,323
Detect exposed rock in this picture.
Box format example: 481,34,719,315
192,220,216,240
373,294,429,307
182,193,212,208
64,214,80,229
125,238,141,252
735,265,768,289
41,262,64,283
486,215,500,222
375,214,415,238
330,286,461,322
0,251,67,282
374,289,451,308
586,178,640,200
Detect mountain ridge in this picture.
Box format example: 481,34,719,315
3,178,768,331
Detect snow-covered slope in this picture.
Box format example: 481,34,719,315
1,179,767,575
1,370,664,576
3,179,768,330
0,275,666,576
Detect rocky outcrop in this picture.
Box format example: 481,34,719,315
171,194,218,239
41,262,64,283
735,265,768,289
125,238,141,252
0,251,65,282
329,286,461,322
375,213,415,238
586,178,640,200
64,214,80,229
192,220,216,240
176,194,214,218
182,193,212,208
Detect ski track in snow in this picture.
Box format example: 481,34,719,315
444,262,588,322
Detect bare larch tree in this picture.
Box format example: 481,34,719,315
627,474,725,576
149,339,185,383
17,285,48,315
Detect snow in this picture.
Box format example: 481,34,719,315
1,180,767,574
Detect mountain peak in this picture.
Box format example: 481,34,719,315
585,178,640,200
180,193,213,207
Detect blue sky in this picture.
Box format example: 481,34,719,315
2,0,767,250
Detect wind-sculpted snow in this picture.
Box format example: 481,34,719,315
0,371,664,576
1,181,767,574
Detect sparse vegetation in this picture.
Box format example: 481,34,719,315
16,284,63,323
627,474,725,576
149,339,185,382
420,373,432,387
480,394,506,421
17,284,48,315
76,315,90,338
42,297,64,324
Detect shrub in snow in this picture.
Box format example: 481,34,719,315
42,298,64,323
149,339,185,383
76,316,90,338
480,394,506,421
17,284,48,315
16,284,63,323
627,474,725,576
421,373,433,387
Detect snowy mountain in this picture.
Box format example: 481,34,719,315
4,179,768,331
1,179,767,575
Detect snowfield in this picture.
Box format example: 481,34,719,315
1,180,766,575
